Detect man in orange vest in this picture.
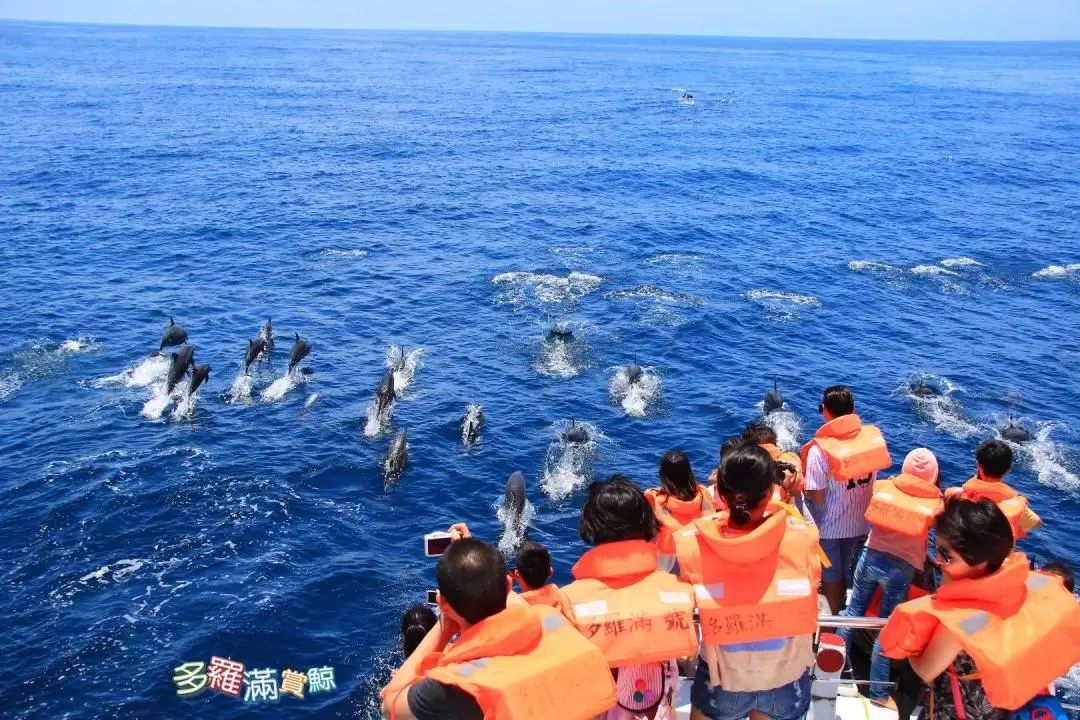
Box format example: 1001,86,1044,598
950,439,1042,537
802,385,892,613
380,538,616,720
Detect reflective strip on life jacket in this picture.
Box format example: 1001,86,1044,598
423,606,618,720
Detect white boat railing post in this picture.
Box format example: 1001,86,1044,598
811,631,846,720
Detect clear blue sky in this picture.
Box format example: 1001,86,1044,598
2,0,1079,41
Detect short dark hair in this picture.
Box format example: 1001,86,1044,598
1042,559,1076,593
742,420,778,446
718,444,780,526
822,385,855,417
435,538,508,625
515,541,552,589
935,498,1014,574
579,475,658,545
976,439,1013,478
659,450,697,501
719,437,743,463
401,604,438,658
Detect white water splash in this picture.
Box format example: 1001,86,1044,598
170,391,197,421
764,410,802,453
1033,263,1080,279
0,373,22,403
535,334,584,379
940,257,982,268
261,370,302,402
903,375,982,440
1015,423,1080,493
319,248,367,259
363,395,392,438
645,253,702,266
495,499,537,555
303,393,319,409
911,265,959,277
609,365,661,418
98,354,170,389
59,337,96,353
493,271,603,308
226,372,253,404
540,422,601,502
848,260,901,274
386,345,424,397
910,265,968,294
140,382,176,421
606,284,707,306
743,289,822,321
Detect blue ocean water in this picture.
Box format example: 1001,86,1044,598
2,20,1080,717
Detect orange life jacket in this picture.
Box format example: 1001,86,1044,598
864,473,943,537
945,478,1030,539
405,605,618,720
644,485,715,556
801,414,892,484
520,584,570,615
673,510,822,646
880,553,1080,711
761,443,805,499
561,539,698,668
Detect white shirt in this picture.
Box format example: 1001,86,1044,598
804,444,875,540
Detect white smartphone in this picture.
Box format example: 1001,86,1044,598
424,532,453,557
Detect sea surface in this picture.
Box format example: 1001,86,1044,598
2,21,1080,718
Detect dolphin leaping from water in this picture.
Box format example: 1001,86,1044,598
763,381,784,414
288,333,311,372
158,317,188,353
166,346,195,394
245,338,266,373
188,363,211,396
999,417,1033,443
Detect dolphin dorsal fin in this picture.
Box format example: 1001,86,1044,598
295,332,300,341
773,379,778,391
170,317,175,325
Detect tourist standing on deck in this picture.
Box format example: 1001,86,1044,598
838,448,944,711
946,439,1042,539
879,498,1080,719
645,450,715,571
561,476,699,720
380,537,616,720
675,443,821,720
801,385,892,613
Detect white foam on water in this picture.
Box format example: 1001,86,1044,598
1017,424,1080,493
848,260,900,274
1033,263,1080,279
609,365,661,418
743,289,822,321
492,271,603,308
940,257,983,268
386,345,424,397
550,246,595,256
140,383,174,421
494,499,536,555
170,392,197,422
0,373,22,403
226,372,253,403
903,375,982,440
59,337,95,353
911,265,959,277
98,354,170,389
462,403,484,445
319,248,367,258
261,370,301,402
303,393,318,409
645,253,702,266
606,284,707,306
764,410,802,453
540,422,601,502
362,396,391,438
535,336,582,379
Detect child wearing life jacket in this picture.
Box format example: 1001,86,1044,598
561,476,698,720
946,439,1042,539
838,448,944,711
706,437,743,508
674,443,821,720
644,450,715,572
512,541,571,615
879,498,1080,719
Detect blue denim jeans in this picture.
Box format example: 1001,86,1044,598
837,548,915,700
690,659,812,720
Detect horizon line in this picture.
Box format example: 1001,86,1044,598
2,17,1079,44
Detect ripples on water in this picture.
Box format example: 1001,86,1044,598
3,24,1080,718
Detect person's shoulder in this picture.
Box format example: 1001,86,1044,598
408,679,484,720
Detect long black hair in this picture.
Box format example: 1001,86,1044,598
579,475,659,545
659,450,697,501
716,443,779,526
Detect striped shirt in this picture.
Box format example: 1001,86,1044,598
804,444,876,540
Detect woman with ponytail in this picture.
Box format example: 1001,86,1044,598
400,604,438,659
673,443,822,720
